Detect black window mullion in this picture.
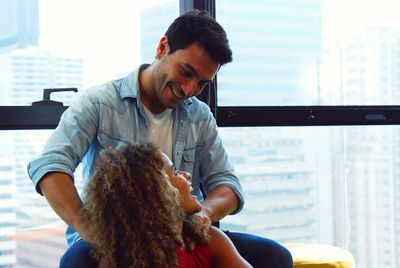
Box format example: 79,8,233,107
2,1,397,131
180,0,215,17
180,0,217,118
216,106,400,127
0,106,67,130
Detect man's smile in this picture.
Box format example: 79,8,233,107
171,83,184,99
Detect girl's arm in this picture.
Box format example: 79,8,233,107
208,226,253,268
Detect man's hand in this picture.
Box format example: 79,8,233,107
194,207,212,238
196,206,212,230
200,185,239,222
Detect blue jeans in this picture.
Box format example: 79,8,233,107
60,239,98,268
225,231,293,268
60,232,293,268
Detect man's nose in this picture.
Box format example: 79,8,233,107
181,79,198,97
178,171,192,181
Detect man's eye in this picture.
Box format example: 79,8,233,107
181,69,193,78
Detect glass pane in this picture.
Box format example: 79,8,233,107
0,0,178,267
0,0,178,106
219,126,399,268
216,0,400,106
0,130,69,266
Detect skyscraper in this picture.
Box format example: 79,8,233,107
0,0,39,53
216,0,322,106
322,26,400,268
0,47,82,105
0,45,83,266
0,156,17,266
0,46,82,266
0,2,82,265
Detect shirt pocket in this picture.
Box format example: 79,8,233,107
97,131,129,150
180,147,197,174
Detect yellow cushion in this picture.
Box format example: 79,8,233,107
283,243,355,268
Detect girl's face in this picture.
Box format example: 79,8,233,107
161,153,202,215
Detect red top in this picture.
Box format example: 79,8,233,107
175,244,212,268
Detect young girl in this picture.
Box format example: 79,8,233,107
80,143,251,268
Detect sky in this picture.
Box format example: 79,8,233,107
38,0,176,88
322,0,400,37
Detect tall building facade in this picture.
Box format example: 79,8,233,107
216,0,322,106
0,157,17,266
322,27,400,268
0,0,39,53
0,47,83,266
0,1,82,266
218,126,333,244
0,47,83,105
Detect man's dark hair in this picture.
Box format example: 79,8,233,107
164,10,232,66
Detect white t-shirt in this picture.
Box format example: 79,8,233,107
142,105,173,159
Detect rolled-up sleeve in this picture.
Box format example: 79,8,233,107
199,112,244,215
27,90,100,195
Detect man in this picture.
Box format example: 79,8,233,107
28,10,293,268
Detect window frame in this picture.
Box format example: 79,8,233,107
1,0,400,130
180,0,400,128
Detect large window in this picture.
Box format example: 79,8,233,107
219,125,400,267
0,1,179,266
216,0,400,106
214,1,400,267
1,1,400,267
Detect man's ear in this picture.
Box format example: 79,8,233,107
156,36,169,60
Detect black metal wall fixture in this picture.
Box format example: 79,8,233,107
0,88,75,130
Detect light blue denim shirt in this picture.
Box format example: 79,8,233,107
27,65,244,246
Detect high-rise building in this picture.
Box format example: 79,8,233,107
0,0,39,53
0,46,83,105
0,45,83,268
0,157,17,266
321,27,400,268
218,126,332,244
216,0,322,106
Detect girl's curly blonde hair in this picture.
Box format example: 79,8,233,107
80,143,209,267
